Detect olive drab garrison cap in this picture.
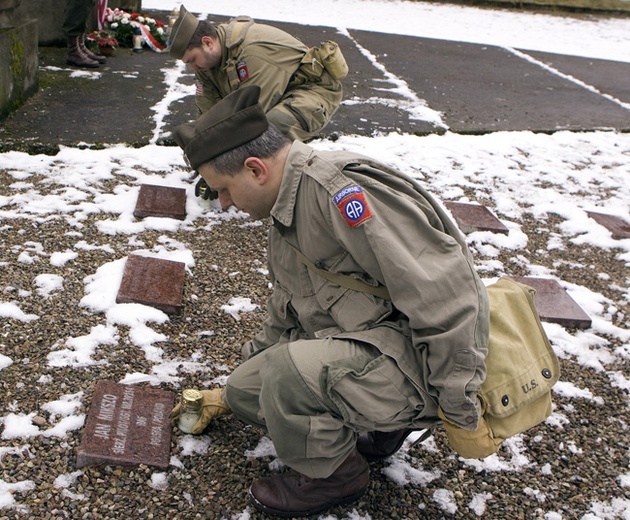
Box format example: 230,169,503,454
173,85,269,170
167,5,199,59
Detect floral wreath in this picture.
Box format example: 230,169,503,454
102,7,168,52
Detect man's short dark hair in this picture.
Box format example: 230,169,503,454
188,21,218,48
208,124,291,176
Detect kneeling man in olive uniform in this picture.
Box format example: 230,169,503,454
168,5,344,143
170,86,489,517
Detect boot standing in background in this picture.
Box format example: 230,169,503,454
63,0,106,68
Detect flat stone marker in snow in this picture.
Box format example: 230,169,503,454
586,211,630,240
444,202,509,235
76,380,175,470
509,276,591,329
116,254,186,315
133,184,187,220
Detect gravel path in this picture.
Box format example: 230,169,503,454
0,151,628,520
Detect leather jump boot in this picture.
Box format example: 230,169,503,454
249,448,370,517
79,34,106,64
356,429,415,461
66,35,99,68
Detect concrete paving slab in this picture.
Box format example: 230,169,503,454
509,276,592,329
76,380,174,470
0,46,170,152
349,30,630,132
116,254,186,315
525,51,630,105
444,201,509,234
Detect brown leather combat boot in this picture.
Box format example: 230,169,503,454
66,35,99,68
249,448,369,517
79,34,106,64
356,429,414,461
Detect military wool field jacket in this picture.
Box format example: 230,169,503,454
195,17,342,131
243,141,490,431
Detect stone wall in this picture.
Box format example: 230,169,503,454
16,0,143,45
0,0,38,120
14,0,58,45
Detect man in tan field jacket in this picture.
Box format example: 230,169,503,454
171,86,489,518
168,5,344,143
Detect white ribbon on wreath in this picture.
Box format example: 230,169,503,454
130,20,166,52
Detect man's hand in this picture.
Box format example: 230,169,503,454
438,406,500,459
170,388,232,434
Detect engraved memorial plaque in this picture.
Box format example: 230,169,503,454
586,211,630,240
76,380,175,470
510,276,591,329
116,254,186,315
133,184,187,220
444,201,509,235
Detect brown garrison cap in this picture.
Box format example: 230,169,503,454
168,5,199,59
173,85,269,170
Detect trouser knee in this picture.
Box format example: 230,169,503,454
224,360,266,428
266,106,315,142
224,345,315,430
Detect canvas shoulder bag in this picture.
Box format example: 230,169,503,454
439,277,560,458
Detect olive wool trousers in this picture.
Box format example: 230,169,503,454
225,337,425,478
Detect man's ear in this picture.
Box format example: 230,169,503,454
244,157,269,185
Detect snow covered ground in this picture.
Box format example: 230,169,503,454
1,0,629,518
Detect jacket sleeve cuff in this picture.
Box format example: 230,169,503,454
439,396,481,431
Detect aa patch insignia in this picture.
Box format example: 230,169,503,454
333,185,372,227
237,61,250,81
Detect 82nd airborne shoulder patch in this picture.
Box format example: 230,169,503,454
237,61,250,81
333,185,372,227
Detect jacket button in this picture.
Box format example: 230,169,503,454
462,402,472,411
465,416,475,424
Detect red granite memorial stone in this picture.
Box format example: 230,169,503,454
116,254,186,315
133,184,187,220
76,380,175,470
509,276,592,329
586,211,630,240
444,202,509,235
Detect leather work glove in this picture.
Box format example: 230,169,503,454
169,388,232,434
195,177,218,201
438,406,500,459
